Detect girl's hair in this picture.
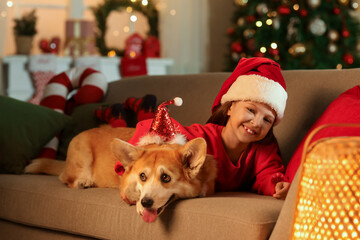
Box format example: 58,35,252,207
206,101,277,144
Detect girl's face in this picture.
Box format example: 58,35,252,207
225,101,276,144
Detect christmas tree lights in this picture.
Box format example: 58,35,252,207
226,0,360,70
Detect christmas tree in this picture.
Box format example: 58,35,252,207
226,0,360,70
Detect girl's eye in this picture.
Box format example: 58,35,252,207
139,173,147,182
247,108,255,113
161,173,171,183
264,118,272,124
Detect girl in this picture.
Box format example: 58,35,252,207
128,57,290,199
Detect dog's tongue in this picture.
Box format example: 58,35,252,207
142,209,157,223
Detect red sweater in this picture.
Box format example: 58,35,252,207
128,119,285,196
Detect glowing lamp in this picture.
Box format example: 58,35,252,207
291,124,360,240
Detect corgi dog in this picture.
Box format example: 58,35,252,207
25,125,217,223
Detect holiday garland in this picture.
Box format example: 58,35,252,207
91,0,158,56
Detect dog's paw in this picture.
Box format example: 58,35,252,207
75,178,95,189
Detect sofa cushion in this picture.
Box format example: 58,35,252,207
0,96,70,174
0,174,284,240
285,85,360,182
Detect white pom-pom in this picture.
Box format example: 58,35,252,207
174,97,183,106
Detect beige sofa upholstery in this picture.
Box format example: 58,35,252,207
1,69,359,239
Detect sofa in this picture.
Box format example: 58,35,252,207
1,68,359,240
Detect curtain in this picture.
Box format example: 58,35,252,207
158,0,209,74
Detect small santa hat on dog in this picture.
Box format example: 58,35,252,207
137,97,187,146
212,57,287,125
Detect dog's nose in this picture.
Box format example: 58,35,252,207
141,197,154,208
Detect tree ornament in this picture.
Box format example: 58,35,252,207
246,38,256,50
247,15,255,22
288,43,306,56
231,41,243,53
227,27,235,35
343,53,354,64
351,0,360,10
299,9,308,17
307,0,321,8
341,28,350,38
272,17,280,30
338,0,350,5
309,17,326,36
234,0,248,7
268,48,279,56
333,7,341,14
243,29,255,39
232,52,240,61
278,5,291,15
328,43,338,53
254,51,265,57
256,3,269,15
327,29,339,41
237,17,245,26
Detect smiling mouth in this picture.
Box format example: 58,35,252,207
243,125,256,135
157,194,176,215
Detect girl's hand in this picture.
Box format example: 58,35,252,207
273,182,290,200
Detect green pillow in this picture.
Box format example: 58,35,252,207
0,96,71,174
57,103,103,160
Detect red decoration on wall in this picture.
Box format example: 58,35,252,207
38,37,60,54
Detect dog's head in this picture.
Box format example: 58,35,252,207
111,138,208,223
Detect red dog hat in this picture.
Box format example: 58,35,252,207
138,97,187,146
212,57,287,125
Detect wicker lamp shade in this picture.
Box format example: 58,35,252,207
291,124,360,240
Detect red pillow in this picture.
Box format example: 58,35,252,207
285,85,360,183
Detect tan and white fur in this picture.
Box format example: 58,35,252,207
25,125,217,223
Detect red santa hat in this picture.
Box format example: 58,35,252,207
137,97,187,146
212,57,287,125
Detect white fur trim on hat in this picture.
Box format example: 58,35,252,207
137,133,187,146
221,75,288,124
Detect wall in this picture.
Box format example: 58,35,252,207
208,0,233,72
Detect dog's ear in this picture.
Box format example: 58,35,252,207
111,138,144,167
180,138,207,179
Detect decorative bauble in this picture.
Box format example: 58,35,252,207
299,9,308,17
232,52,240,61
273,17,280,30
237,17,245,26
231,41,243,53
328,43,338,53
309,17,326,36
254,51,265,57
268,48,279,56
333,7,341,14
247,15,255,22
243,29,255,39
234,0,248,7
49,37,60,53
246,38,256,50
351,0,360,10
227,27,235,35
39,39,49,53
341,28,350,38
256,3,269,15
328,30,339,41
307,0,321,8
278,5,291,15
288,43,306,56
343,53,354,64
338,0,350,5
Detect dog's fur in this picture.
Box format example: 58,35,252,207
25,125,217,223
